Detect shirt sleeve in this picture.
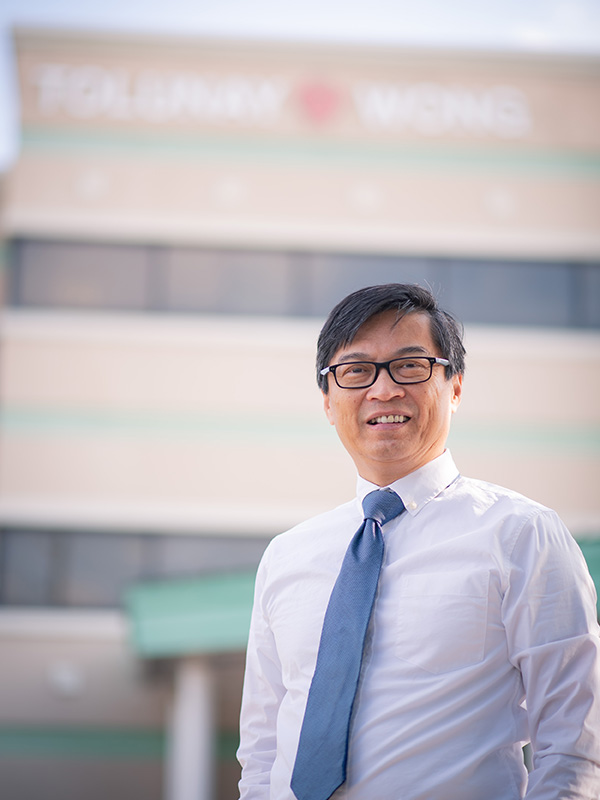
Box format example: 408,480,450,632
502,509,600,800
237,546,286,799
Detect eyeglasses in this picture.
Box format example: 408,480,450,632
320,356,450,389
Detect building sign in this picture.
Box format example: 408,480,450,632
15,31,600,151
30,61,532,139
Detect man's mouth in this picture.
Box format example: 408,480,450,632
367,415,410,425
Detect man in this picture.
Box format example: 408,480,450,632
237,283,600,799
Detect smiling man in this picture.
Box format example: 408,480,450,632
237,283,600,800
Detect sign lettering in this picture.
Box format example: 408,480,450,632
32,63,289,124
354,82,532,138
29,63,533,139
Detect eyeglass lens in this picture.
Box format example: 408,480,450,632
335,358,433,387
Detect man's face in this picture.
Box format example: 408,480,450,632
322,310,462,486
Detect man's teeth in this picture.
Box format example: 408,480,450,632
370,415,409,424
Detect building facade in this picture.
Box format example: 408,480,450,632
0,28,599,800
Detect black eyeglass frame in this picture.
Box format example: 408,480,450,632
320,356,451,389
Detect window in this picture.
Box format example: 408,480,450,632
6,238,600,328
0,528,270,609
163,247,294,315
1,530,55,606
444,258,573,327
11,240,150,310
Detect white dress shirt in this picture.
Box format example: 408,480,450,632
238,451,600,799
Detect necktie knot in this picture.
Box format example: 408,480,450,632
362,489,405,527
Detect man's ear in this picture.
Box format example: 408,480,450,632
322,391,335,426
451,373,463,413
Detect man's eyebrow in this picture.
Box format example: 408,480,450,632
335,345,430,362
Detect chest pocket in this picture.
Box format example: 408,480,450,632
395,570,490,674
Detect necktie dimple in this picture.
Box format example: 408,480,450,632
291,488,406,800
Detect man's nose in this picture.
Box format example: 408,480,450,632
366,366,406,399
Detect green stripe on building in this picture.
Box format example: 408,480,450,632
0,727,239,761
0,728,165,760
22,127,600,176
2,405,600,454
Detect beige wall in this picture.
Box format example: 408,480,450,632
1,310,598,538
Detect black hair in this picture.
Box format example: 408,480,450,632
316,283,466,393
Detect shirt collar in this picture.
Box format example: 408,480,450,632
356,450,459,517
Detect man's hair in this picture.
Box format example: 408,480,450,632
316,283,466,393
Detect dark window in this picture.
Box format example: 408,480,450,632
62,532,146,607
1,530,55,605
307,253,439,318
163,248,294,315
6,237,600,329
10,240,150,310
0,528,269,609
443,259,573,327
145,535,271,581
579,263,600,327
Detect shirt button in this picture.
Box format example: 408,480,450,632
407,501,417,510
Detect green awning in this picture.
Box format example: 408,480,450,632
126,571,257,658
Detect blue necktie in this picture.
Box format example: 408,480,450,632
291,489,406,800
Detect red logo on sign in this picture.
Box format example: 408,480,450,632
296,82,340,124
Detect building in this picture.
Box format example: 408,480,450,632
0,27,599,800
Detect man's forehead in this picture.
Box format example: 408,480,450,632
332,309,434,358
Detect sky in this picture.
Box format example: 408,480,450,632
1,0,600,171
